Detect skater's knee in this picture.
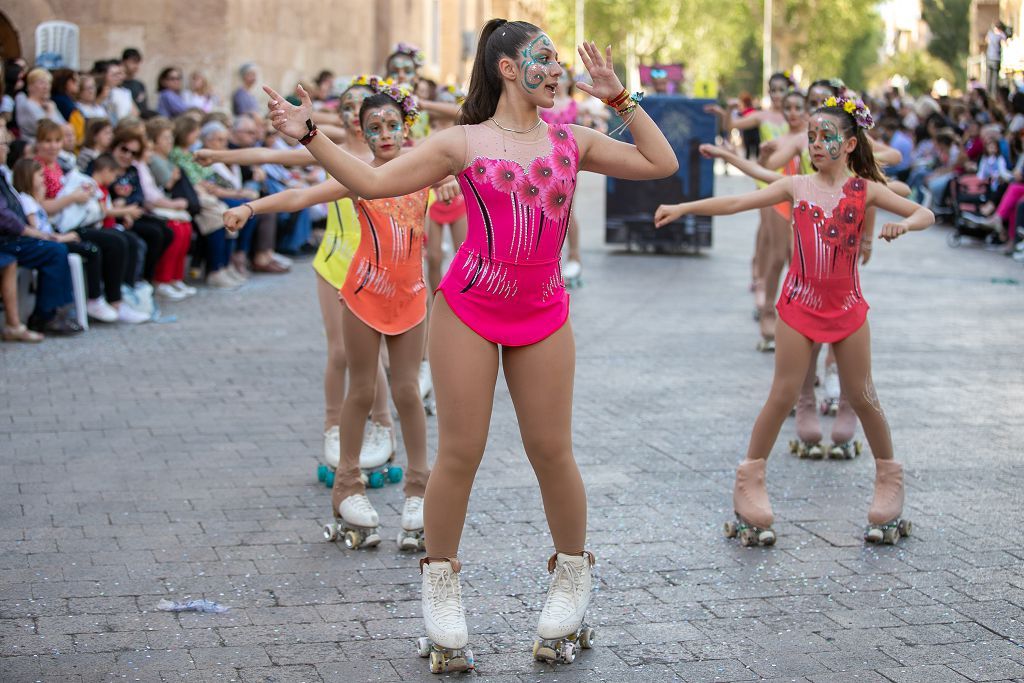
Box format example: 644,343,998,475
345,381,376,412
523,437,575,475
326,346,347,373
391,380,422,413
767,381,801,413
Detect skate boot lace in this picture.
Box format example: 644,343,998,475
404,496,423,517
350,494,375,517
544,560,582,618
428,566,464,624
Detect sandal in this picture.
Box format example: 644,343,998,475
251,259,290,274
2,324,44,343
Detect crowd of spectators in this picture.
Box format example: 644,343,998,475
0,47,343,343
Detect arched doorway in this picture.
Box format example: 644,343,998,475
0,10,21,63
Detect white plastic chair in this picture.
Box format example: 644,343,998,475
35,21,79,70
67,252,88,330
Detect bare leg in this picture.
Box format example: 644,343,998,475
758,209,790,342
316,273,346,431
427,219,444,293
422,294,500,558
829,321,894,461
383,320,430,497
745,319,816,460
502,320,586,554
2,263,20,328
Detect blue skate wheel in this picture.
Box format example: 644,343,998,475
325,470,335,488
387,466,403,484
317,464,327,482
368,471,385,488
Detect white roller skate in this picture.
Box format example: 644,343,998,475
828,394,862,459
533,552,596,664
789,368,824,459
323,493,381,549
864,459,912,545
417,558,474,674
725,459,776,547
562,259,582,289
419,360,435,416
820,363,840,416
397,496,426,551
359,421,402,489
316,426,341,486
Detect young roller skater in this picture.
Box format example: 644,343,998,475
226,82,431,551
265,19,676,672
656,96,932,547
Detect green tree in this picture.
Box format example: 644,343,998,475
867,48,956,94
921,0,970,87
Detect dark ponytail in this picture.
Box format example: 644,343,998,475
816,106,886,183
459,18,541,125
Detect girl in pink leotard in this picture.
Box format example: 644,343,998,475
656,97,934,549
265,18,677,671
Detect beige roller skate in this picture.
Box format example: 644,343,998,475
725,459,776,546
756,307,776,352
827,393,862,459
819,362,840,416
323,491,381,549
533,552,596,664
417,558,474,674
864,459,912,544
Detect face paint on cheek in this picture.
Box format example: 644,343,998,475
520,34,552,92
821,119,844,160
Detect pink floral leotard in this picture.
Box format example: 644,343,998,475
777,174,869,343
437,123,579,346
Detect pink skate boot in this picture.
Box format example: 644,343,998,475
828,393,862,459
789,365,824,459
864,459,912,544
725,459,776,546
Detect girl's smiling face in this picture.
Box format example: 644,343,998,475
361,105,406,161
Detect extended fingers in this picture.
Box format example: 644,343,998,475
577,44,594,72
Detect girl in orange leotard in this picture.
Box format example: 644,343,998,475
657,96,934,548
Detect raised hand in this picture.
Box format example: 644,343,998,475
654,203,687,228
574,41,624,102
223,206,250,234
264,84,313,141
699,143,724,160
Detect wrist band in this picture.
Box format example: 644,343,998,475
244,204,255,220
603,88,628,107
299,118,318,145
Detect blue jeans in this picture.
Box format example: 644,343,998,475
205,229,232,272
223,197,256,255
0,238,73,319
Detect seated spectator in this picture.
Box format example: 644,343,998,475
0,163,81,335
121,48,150,115
95,60,136,123
15,68,67,142
232,63,261,116
33,121,91,220
924,128,961,209
1,59,26,125
227,116,287,273
1,258,43,342
78,118,113,173
51,69,85,146
200,121,260,276
74,73,109,120
184,71,221,113
156,67,189,118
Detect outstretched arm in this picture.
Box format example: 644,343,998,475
573,42,677,180
701,144,782,184
867,181,934,240
654,177,793,227
869,137,902,167
195,147,315,167
265,84,458,198
223,177,350,232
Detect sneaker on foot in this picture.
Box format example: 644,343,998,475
156,283,188,300
86,298,118,323
171,281,198,297
207,269,240,289
117,304,150,324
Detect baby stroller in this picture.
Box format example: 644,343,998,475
947,175,1002,247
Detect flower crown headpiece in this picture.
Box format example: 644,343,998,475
374,79,420,126
349,74,384,90
820,95,874,130
391,42,425,68
439,84,466,105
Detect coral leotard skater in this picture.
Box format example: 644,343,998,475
437,123,579,346
776,174,869,343
339,189,430,335
313,199,360,289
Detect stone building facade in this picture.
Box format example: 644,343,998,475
1,0,544,103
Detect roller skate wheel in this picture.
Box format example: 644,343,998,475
883,526,900,544
723,521,738,538
739,528,758,547
899,519,912,537
359,472,368,486
864,526,883,543
416,637,431,657
533,640,556,662
788,440,799,455
324,470,335,488
343,529,362,549
759,529,776,546
323,523,338,541
367,471,385,489
316,464,327,482
560,640,577,663
579,626,595,649
429,650,444,673
387,466,403,483
809,445,824,459
854,441,863,456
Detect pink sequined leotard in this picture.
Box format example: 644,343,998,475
437,123,579,346
777,175,869,342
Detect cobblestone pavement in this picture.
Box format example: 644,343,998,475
2,174,1024,683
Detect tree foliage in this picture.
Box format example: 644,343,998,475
545,0,884,96
921,0,970,87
